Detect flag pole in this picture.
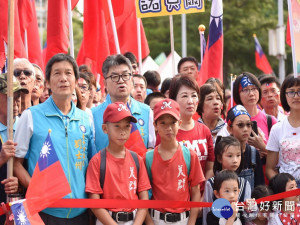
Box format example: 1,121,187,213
137,18,143,73
181,14,187,57
287,0,298,78
67,0,74,58
107,0,120,54
7,0,15,198
169,15,175,76
24,30,28,58
198,24,205,64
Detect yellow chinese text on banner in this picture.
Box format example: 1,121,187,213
136,0,205,18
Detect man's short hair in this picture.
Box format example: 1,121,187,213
133,74,147,87
259,75,281,89
124,52,137,64
45,54,79,81
14,58,36,78
177,56,198,72
143,70,161,89
102,54,132,78
144,92,165,106
79,64,90,73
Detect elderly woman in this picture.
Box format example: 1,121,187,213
197,83,226,143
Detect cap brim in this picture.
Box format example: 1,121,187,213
106,115,137,123
154,111,180,121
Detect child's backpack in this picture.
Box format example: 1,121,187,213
99,148,140,189
145,144,191,183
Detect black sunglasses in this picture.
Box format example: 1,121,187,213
14,69,33,77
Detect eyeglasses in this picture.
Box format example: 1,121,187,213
14,69,33,77
286,91,300,98
262,89,279,97
105,73,131,82
240,87,258,95
78,85,90,92
235,122,252,129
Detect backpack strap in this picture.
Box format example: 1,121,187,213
100,149,139,189
129,151,140,177
238,177,247,202
100,148,107,189
181,145,191,176
266,114,273,135
145,150,154,183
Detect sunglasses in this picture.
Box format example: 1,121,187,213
14,69,33,77
235,122,252,129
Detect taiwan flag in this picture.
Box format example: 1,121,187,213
198,0,223,85
11,200,45,225
125,122,147,157
25,132,71,215
253,34,273,74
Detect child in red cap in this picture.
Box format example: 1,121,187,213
85,102,151,225
144,99,205,225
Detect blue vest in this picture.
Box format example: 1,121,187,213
92,95,151,151
27,96,96,218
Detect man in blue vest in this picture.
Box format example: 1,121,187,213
13,54,96,225
92,54,155,152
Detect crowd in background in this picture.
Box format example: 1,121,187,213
0,51,299,225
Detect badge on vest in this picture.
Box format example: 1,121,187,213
79,125,86,133
138,118,144,126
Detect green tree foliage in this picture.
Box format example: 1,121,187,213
142,0,292,86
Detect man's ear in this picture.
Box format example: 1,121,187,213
102,124,108,134
214,190,220,199
46,80,50,89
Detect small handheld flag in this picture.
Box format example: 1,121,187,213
253,34,273,74
25,130,71,215
10,200,45,225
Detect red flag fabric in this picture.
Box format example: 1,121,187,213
71,0,79,9
0,0,26,66
107,1,149,61
198,0,223,86
253,35,273,74
125,122,147,157
11,200,45,225
44,0,69,66
27,0,44,70
18,0,34,37
76,0,111,90
26,133,71,215
287,15,291,47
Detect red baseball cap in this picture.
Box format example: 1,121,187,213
153,98,180,121
103,102,137,123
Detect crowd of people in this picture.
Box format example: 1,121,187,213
0,52,299,225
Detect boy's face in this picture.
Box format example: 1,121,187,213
102,117,132,147
154,114,180,141
227,114,251,145
149,97,165,110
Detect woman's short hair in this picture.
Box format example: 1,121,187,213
168,74,199,101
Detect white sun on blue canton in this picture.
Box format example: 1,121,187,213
17,209,27,225
40,141,51,158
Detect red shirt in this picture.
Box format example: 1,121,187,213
144,145,205,213
85,149,151,212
